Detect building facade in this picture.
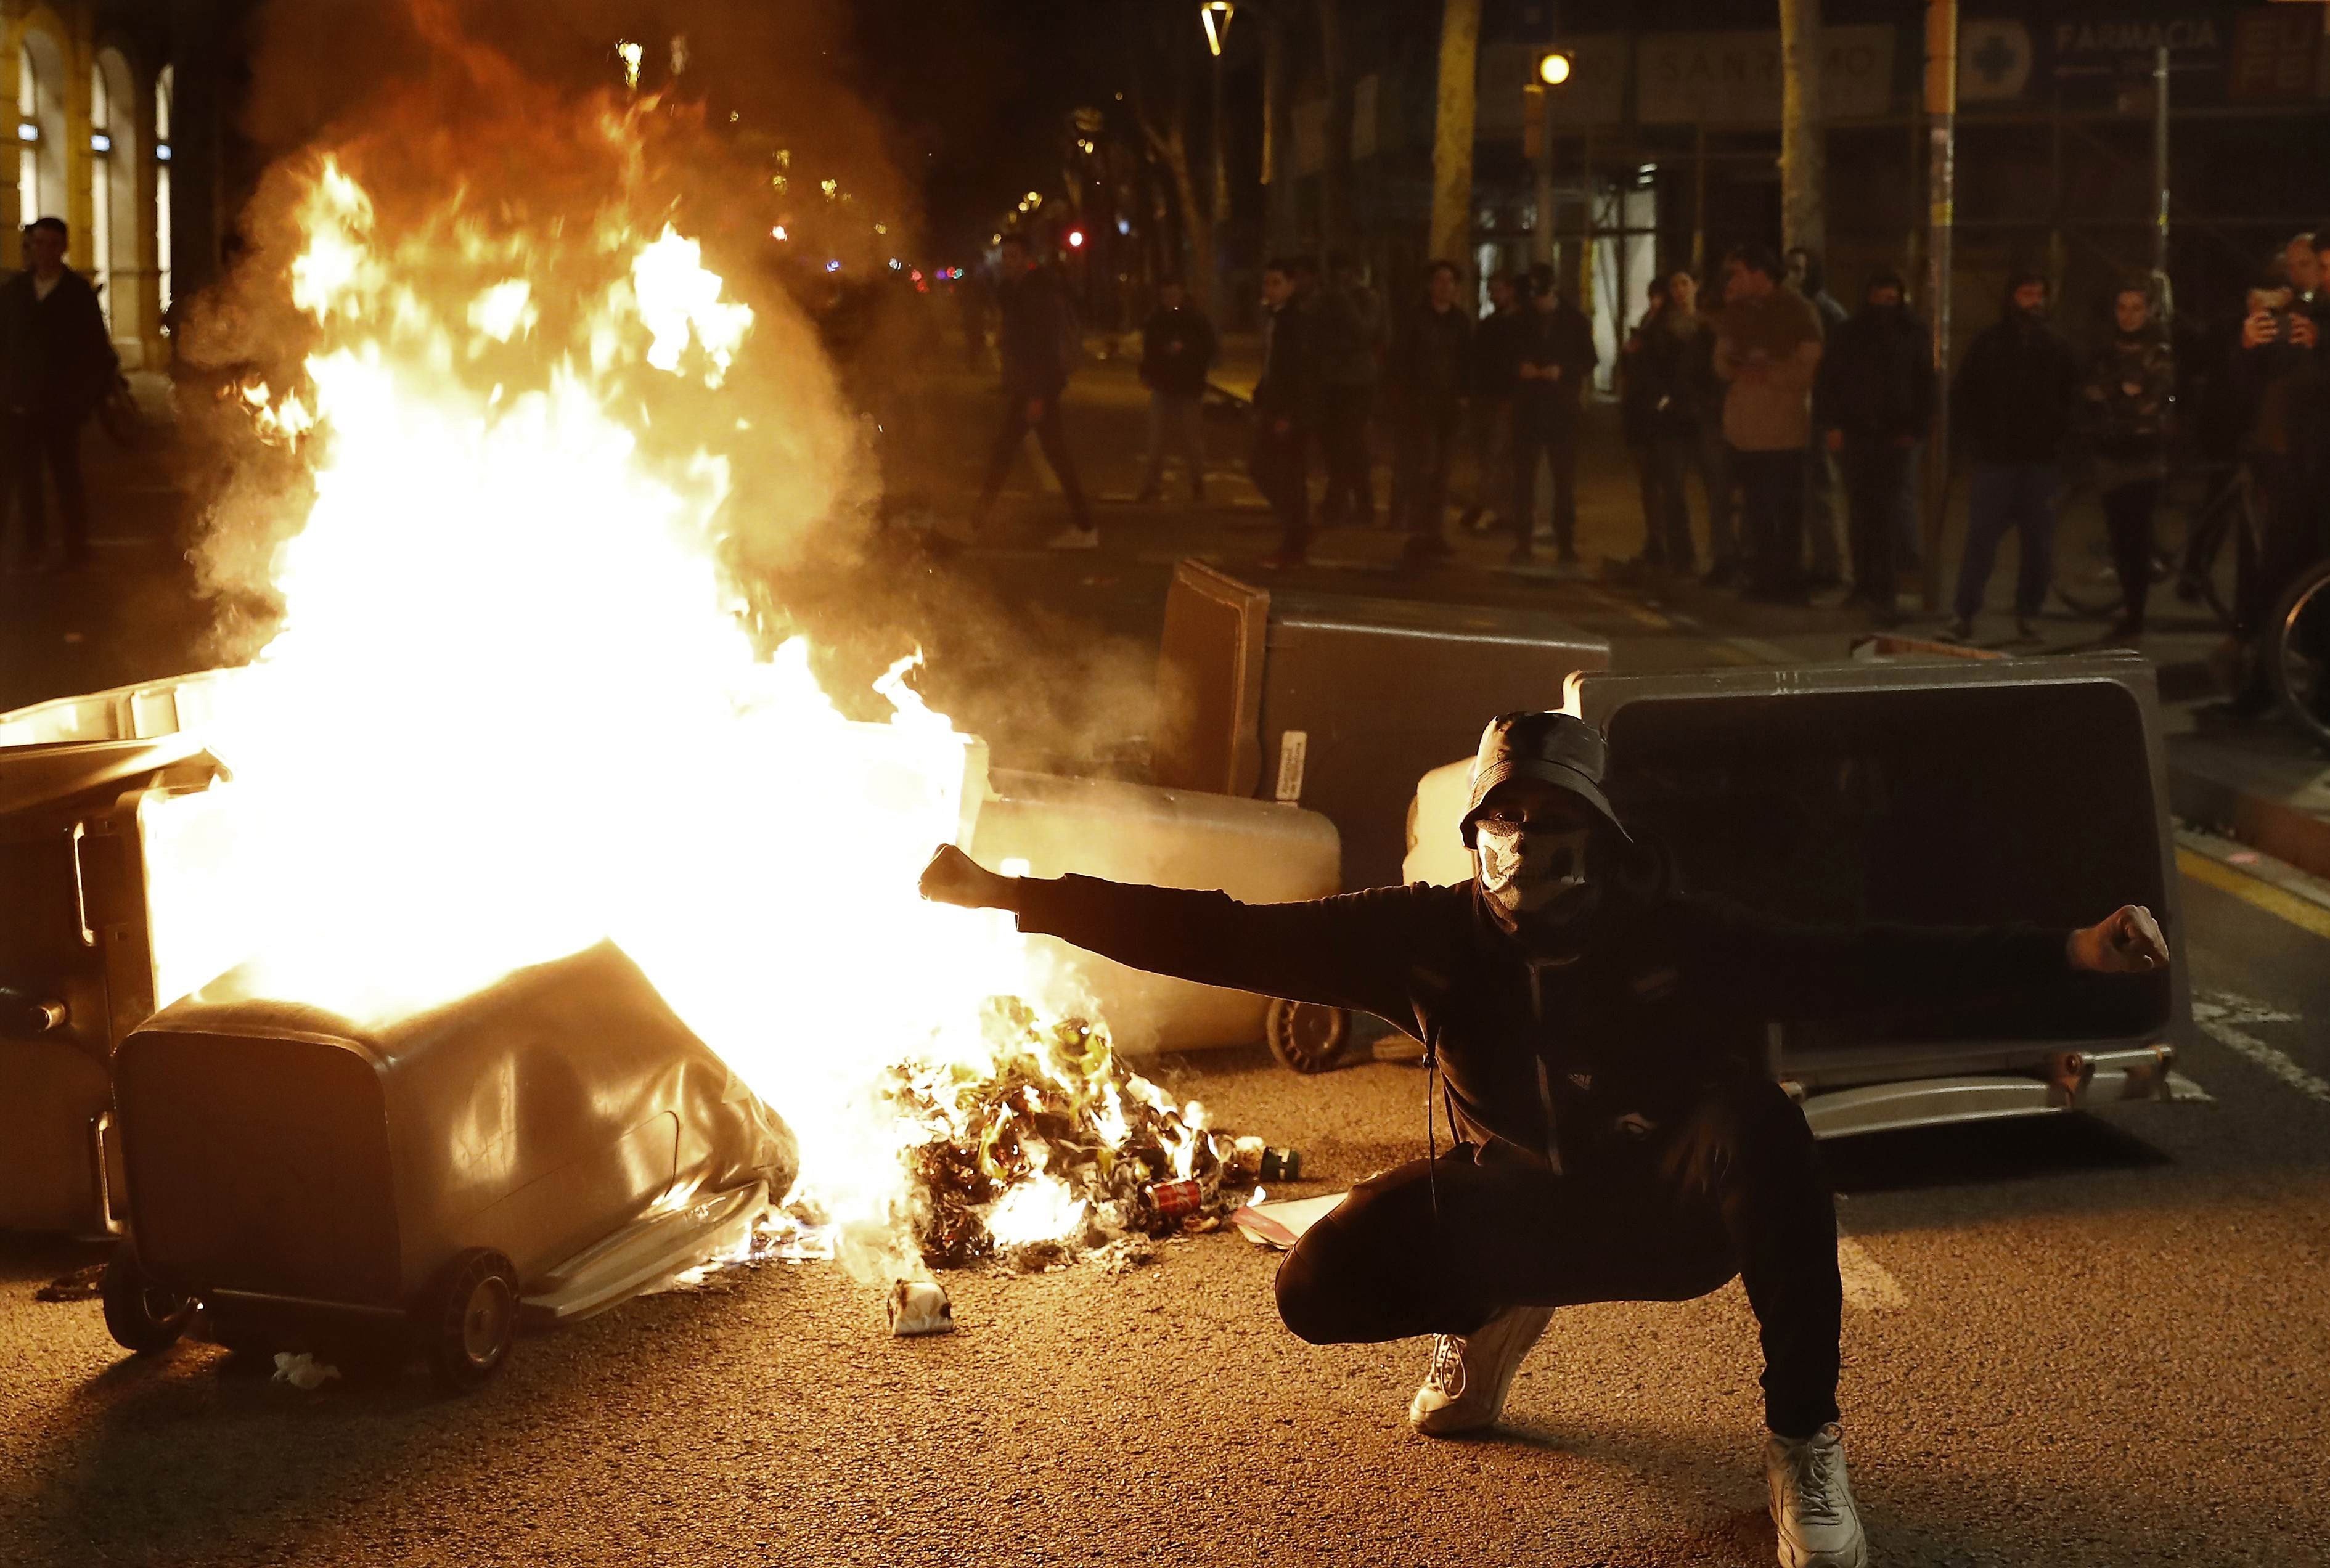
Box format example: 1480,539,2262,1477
4,0,174,367
1248,0,2329,378
2,0,258,372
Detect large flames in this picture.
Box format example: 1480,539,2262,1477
149,91,1242,1282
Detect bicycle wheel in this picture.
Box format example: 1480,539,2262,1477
2267,556,2330,752
2050,478,2122,618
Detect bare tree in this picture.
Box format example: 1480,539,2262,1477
1428,0,1480,271
1778,0,1826,257
1122,1,1216,314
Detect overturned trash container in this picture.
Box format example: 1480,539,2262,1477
1153,561,1608,890
104,941,797,1390
1404,654,2189,1138
0,672,241,1235
968,767,1347,1071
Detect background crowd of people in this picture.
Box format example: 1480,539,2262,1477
1126,225,2330,716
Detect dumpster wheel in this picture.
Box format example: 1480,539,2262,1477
1265,998,1351,1074
425,1248,520,1392
100,1240,194,1355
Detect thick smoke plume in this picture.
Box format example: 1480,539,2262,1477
181,0,914,663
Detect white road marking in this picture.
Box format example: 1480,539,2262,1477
1835,1235,1908,1312
2191,990,2330,1106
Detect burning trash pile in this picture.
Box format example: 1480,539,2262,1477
889,1000,1298,1270
102,2,1313,1344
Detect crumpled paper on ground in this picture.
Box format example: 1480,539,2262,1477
1229,1191,1347,1251
886,1279,954,1336
271,1352,341,1390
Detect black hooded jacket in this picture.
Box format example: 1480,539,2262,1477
1950,284,2080,463
1816,303,1935,443
1009,871,2073,1172
0,268,116,419
1139,303,1217,399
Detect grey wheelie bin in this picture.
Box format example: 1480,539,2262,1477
101,941,797,1390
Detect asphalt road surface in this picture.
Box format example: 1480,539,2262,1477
2,839,2326,1568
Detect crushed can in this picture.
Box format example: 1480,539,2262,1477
1147,1178,1203,1221
1258,1146,1301,1182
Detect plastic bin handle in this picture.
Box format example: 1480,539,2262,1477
69,820,96,947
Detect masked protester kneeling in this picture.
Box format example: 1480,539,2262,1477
919,712,2168,1568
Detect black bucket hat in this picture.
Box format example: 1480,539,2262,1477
1459,712,1630,847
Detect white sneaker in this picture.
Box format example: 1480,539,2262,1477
1405,1305,1554,1435
1046,526,1100,550
1764,1423,1868,1568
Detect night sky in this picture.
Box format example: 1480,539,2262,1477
844,0,1124,259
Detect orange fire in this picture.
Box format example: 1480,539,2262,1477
144,86,1195,1281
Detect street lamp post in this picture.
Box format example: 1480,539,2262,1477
1202,3,1234,316
1526,51,1571,271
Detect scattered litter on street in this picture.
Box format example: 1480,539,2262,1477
887,1280,954,1336
1231,1192,1347,1251
33,1264,105,1304
888,998,1291,1269
271,1353,341,1390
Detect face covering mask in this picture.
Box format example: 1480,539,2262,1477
1474,822,1595,920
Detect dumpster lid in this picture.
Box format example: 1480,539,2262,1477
0,735,214,822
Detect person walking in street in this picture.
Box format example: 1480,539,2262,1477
1687,267,1743,584
0,217,118,573
1945,271,2080,642
1315,253,1388,529
1714,246,1823,602
972,232,1097,550
1510,266,1596,566
1135,277,1217,505
1386,259,1473,567
2079,281,2175,642
1459,271,1525,536
1250,257,1322,570
922,710,2169,1568
1617,275,1694,578
1813,267,1934,627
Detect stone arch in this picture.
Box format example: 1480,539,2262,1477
16,15,70,240
90,44,145,353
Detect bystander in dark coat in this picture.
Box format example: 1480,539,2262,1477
975,240,1095,544
0,221,118,571
1947,272,2080,634
2078,285,2175,638
1510,272,1598,563
1814,269,1934,622
1137,284,1217,502
1386,263,1474,558
1251,261,1323,565
1315,258,1388,526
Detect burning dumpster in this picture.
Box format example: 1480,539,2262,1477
1403,655,2188,1136
0,674,243,1235
102,941,796,1389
